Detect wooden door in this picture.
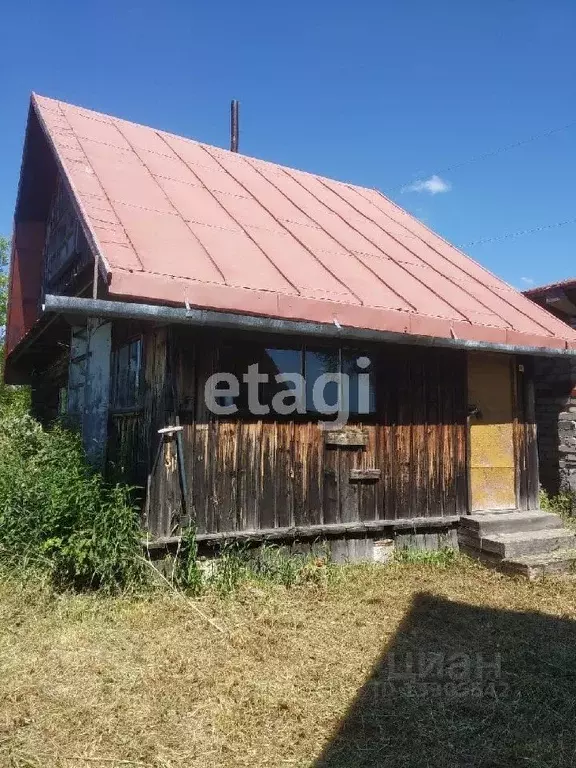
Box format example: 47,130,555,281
467,353,516,511
323,426,379,524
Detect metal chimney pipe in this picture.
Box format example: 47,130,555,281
230,99,239,152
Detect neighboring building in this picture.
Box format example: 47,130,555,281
5,94,576,558
525,280,576,495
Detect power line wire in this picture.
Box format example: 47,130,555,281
388,117,576,194
461,217,576,247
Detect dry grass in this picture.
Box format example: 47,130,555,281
2,557,576,767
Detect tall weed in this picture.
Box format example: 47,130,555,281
0,413,145,590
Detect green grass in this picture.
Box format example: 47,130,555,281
2,556,576,767
540,488,576,530
393,545,458,566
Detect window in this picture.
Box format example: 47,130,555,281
110,338,142,410
208,343,375,418
305,348,375,416
305,349,339,413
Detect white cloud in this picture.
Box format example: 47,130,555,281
403,175,452,195
520,277,535,286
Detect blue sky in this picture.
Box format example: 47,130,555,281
1,0,574,289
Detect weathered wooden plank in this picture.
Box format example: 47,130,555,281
410,353,428,517
307,422,324,526
236,420,262,531
259,421,277,529
425,353,442,518
275,420,295,528
523,358,539,509
323,445,340,525
324,428,368,446
109,413,146,488
454,353,469,515
293,421,322,527
175,333,197,413
192,342,216,533
82,319,112,467
214,420,239,532
377,353,395,521
513,359,527,511
395,353,412,519
339,447,360,523
350,467,381,481
143,327,171,536
356,424,378,520
441,352,456,516
146,514,461,548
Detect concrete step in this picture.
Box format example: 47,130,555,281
460,510,564,537
459,528,576,560
502,549,576,581
459,543,576,580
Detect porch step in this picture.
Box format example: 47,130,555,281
503,550,576,581
459,528,576,559
458,510,576,579
460,510,565,537
458,543,576,580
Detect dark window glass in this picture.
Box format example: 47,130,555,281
216,345,302,412
210,344,376,417
261,348,303,408
305,349,340,413
342,350,376,414
110,338,142,410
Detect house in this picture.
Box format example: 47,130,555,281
5,93,576,560
524,280,576,496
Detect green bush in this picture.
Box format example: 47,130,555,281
0,412,145,590
540,487,576,527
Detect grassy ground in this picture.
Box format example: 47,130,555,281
2,557,576,767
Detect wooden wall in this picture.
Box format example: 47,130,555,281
109,327,470,539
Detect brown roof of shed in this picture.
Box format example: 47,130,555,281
524,278,576,298
28,94,576,351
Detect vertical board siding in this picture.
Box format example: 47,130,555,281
128,330,470,537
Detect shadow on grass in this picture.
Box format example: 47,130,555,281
314,592,576,768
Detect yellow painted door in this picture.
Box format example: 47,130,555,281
468,353,516,511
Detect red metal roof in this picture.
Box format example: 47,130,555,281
30,94,576,351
